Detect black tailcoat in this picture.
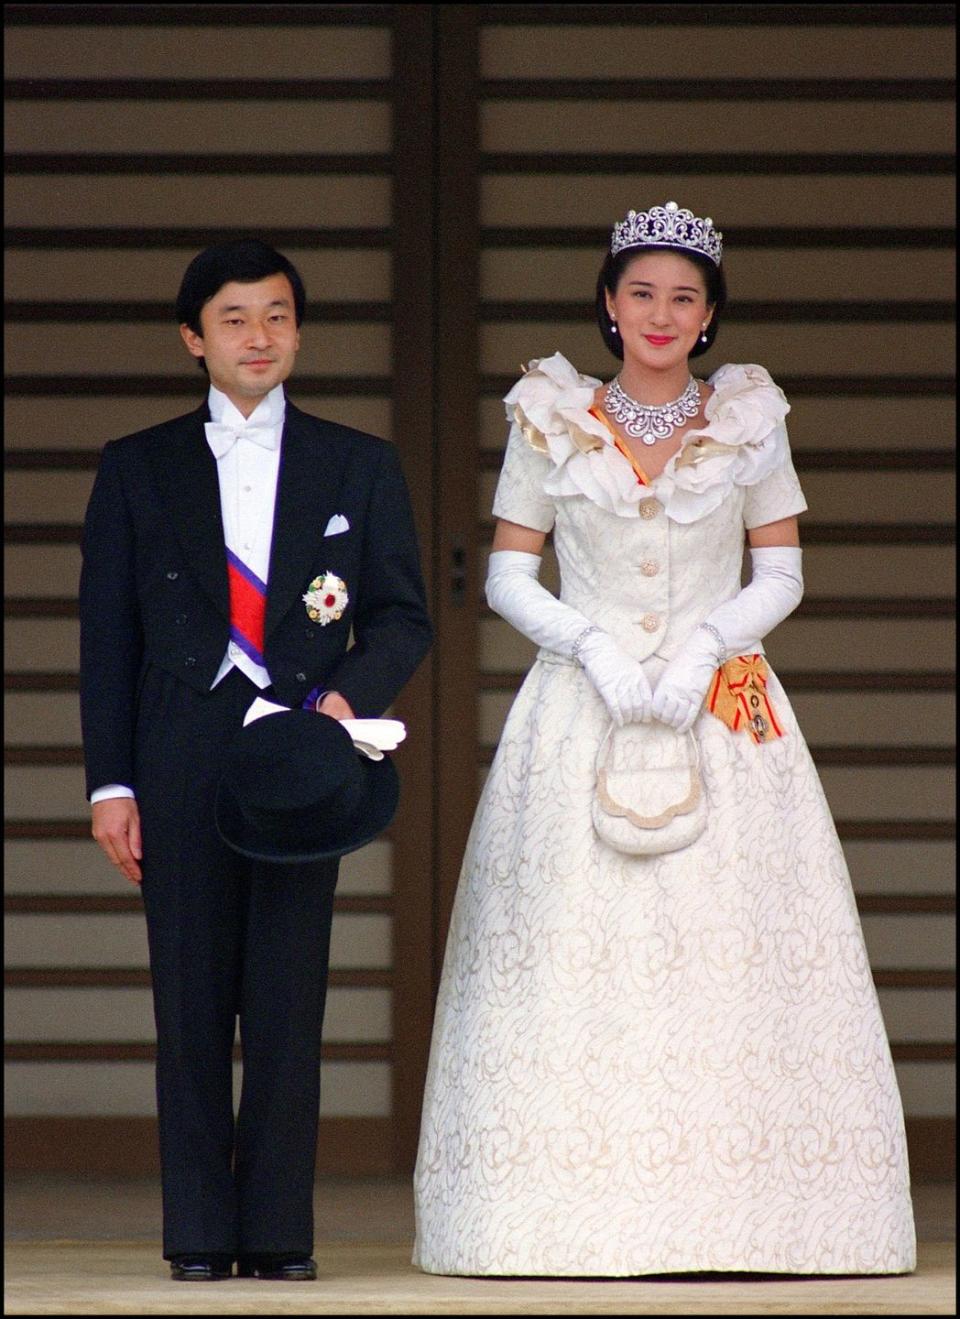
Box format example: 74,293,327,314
79,398,432,1257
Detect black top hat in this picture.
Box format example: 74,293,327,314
215,709,399,863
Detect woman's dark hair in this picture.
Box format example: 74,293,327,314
595,244,727,361
175,239,307,335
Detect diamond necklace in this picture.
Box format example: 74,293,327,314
603,374,701,446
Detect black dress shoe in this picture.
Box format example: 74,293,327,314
237,1253,317,1281
169,1253,233,1281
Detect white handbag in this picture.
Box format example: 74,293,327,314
592,720,708,856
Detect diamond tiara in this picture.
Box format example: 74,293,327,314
610,201,723,266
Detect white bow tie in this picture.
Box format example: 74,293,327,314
205,420,279,459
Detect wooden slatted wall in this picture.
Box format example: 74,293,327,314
4,2,437,1176
460,3,954,1180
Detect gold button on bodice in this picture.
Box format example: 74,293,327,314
639,499,660,520
640,560,660,577
641,613,660,632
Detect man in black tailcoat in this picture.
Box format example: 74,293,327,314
79,240,432,1281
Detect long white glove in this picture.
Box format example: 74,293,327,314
486,550,651,725
651,546,804,733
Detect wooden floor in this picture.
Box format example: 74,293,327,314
4,1177,955,1315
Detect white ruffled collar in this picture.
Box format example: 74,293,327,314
503,352,790,523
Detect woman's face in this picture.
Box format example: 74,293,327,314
605,250,712,374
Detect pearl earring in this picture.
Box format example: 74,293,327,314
700,325,709,344
610,321,618,335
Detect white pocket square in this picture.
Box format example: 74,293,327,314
324,514,350,537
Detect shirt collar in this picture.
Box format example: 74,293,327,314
207,382,286,431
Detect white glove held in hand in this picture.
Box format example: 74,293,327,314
651,545,804,733
486,550,652,726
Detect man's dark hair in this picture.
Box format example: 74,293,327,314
175,239,307,335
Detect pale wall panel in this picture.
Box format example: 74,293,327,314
5,545,81,598
877,989,956,1044
480,618,956,674
482,174,955,229
5,693,82,746
6,322,391,380
482,247,955,305
6,176,391,228
894,1062,955,1118
4,985,391,1044
482,100,953,155
819,767,954,824
762,619,955,673
861,914,956,970
4,396,393,449
3,1060,391,1117
5,765,91,820
843,840,955,896
480,320,956,380
4,911,391,970
7,101,390,154
5,25,391,79
481,24,956,79
5,249,392,303
3,839,393,897
479,397,957,453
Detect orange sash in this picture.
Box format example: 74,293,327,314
706,654,784,744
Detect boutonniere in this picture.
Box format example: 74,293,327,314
302,571,349,626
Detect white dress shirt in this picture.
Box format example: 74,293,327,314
91,383,285,804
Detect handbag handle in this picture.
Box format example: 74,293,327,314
595,724,702,829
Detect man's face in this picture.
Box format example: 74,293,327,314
179,273,301,414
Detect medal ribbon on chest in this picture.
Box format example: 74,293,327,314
706,654,784,744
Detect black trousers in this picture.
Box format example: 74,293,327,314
135,665,339,1258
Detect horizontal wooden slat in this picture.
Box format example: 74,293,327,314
476,6,953,27
5,984,391,1045
479,78,956,100
4,79,393,99
480,300,952,323
6,175,392,229
8,890,950,916
8,152,951,175
3,1115,395,1176
3,1057,392,1118
6,1040,953,1062
5,22,391,80
481,248,958,308
5,5,393,24
5,101,391,156
480,18,956,79
482,152,954,174
5,965,953,991
481,322,957,381
22,743,952,770
482,374,955,397
4,250,393,306
4,376,392,398
4,893,393,915
481,228,956,250
5,967,393,989
5,227,392,249
3,836,393,898
4,322,391,380
4,1042,392,1063
5,301,392,323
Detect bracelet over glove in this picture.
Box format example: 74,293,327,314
651,545,804,734
486,550,651,726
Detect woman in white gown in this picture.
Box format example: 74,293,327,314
413,203,916,1277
